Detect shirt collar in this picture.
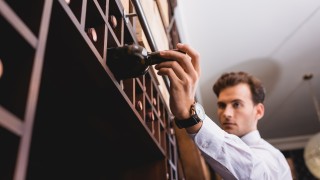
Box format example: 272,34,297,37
241,130,261,145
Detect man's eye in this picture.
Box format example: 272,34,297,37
233,102,241,108
217,103,226,109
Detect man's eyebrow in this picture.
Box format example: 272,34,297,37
231,99,243,103
217,99,243,104
217,101,225,105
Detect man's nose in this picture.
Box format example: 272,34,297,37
223,105,233,118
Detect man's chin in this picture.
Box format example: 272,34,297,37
224,128,235,134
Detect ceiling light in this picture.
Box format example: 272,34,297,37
303,73,320,178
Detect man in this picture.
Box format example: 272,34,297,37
155,43,292,179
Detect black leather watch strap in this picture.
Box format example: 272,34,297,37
174,115,202,129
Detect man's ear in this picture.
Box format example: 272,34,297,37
256,103,265,121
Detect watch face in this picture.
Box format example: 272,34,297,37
195,103,206,120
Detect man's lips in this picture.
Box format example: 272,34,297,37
222,122,236,128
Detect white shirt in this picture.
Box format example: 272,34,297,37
189,116,293,180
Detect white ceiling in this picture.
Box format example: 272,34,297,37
175,0,320,150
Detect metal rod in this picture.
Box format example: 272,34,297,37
131,0,172,90
131,0,157,51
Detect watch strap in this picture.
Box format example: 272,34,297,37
174,115,202,129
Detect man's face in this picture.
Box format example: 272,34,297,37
217,83,264,137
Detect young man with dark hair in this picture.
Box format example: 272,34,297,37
155,43,292,179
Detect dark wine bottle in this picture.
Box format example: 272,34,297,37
107,44,183,79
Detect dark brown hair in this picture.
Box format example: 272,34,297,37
213,71,265,104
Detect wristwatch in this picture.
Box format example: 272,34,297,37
175,102,206,129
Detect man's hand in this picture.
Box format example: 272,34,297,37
155,43,201,120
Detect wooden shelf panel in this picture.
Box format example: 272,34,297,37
0,107,23,136
107,0,124,45
3,0,44,37
84,0,107,58
0,126,20,180
25,2,167,178
0,14,35,120
0,0,182,179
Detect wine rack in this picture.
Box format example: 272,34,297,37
0,0,183,179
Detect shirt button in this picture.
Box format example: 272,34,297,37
202,142,209,148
